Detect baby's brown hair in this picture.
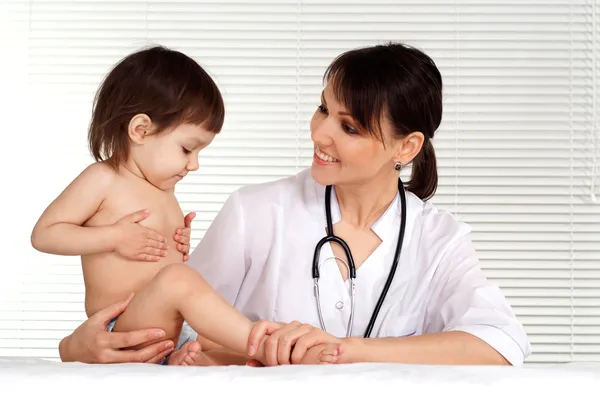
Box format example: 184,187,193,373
88,45,225,169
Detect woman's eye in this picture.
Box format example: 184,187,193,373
343,123,357,134
182,147,191,154
318,104,328,114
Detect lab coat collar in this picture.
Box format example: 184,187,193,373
326,185,402,242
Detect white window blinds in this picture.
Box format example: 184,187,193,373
1,0,599,365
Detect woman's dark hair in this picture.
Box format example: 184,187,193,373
323,41,442,201
88,45,225,170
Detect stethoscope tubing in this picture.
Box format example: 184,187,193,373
312,178,407,338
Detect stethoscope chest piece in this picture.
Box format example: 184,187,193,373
313,255,356,338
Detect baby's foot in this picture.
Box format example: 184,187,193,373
167,341,202,366
299,343,343,365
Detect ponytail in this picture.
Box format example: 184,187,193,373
406,139,438,201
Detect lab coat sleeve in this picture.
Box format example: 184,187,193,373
186,190,248,307
424,233,532,366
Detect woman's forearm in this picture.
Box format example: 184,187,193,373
340,331,510,366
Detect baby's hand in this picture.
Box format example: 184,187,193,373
111,209,168,262
174,212,195,262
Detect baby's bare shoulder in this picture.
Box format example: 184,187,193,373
57,161,120,202
80,162,118,185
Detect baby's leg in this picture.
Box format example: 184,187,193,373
111,274,185,353
113,263,268,364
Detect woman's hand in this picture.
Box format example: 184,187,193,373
59,293,176,364
247,320,342,366
173,212,195,262
111,209,169,262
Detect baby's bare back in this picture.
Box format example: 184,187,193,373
82,173,186,317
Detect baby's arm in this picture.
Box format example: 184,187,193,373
31,163,118,256
31,162,168,261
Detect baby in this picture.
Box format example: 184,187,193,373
31,45,342,366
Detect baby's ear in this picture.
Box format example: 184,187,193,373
128,113,152,144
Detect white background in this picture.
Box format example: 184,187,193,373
0,0,599,365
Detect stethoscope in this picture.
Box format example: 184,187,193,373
312,177,407,338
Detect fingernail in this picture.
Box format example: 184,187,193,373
165,341,174,349
154,330,165,338
248,345,255,356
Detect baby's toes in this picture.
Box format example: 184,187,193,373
168,341,201,366
167,348,187,366
186,349,204,366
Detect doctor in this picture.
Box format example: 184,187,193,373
57,42,531,367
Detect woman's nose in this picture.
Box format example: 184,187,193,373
310,117,334,148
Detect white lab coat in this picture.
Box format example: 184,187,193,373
186,168,532,366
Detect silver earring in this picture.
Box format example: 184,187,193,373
393,162,403,171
